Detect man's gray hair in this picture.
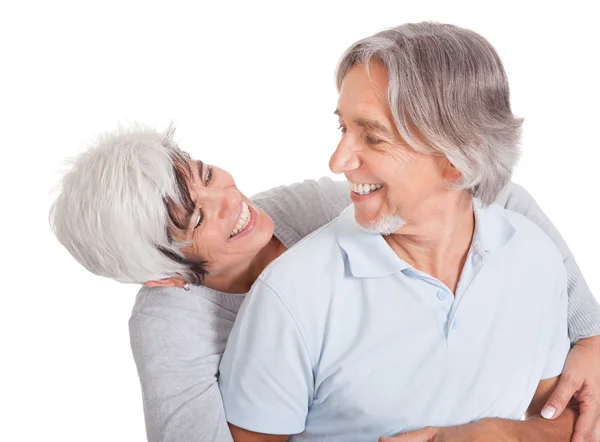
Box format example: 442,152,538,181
49,123,208,285
336,22,523,204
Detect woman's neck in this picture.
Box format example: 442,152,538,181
203,235,287,294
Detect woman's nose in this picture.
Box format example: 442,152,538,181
197,186,242,222
215,187,242,221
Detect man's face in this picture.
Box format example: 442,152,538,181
330,61,450,234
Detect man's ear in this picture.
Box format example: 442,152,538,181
441,159,463,183
144,277,186,289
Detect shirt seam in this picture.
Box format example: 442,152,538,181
256,278,317,367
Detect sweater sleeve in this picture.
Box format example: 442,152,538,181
496,182,600,343
251,177,351,247
128,287,239,442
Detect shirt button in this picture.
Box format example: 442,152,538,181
452,319,459,329
437,291,448,300
473,254,481,262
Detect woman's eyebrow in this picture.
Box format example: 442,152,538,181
167,162,196,232
196,160,205,184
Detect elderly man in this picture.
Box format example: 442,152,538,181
219,23,584,441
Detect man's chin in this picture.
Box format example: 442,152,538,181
356,214,407,235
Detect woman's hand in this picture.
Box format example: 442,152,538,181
542,336,600,442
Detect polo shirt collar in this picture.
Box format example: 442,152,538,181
335,205,409,278
335,200,515,278
472,199,515,254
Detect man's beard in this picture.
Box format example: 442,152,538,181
358,214,407,236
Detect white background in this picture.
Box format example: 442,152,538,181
1,0,598,440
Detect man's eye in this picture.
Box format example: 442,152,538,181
194,209,204,229
338,125,347,134
366,135,381,145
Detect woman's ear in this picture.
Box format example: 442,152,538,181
144,277,185,289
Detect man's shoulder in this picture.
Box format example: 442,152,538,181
254,216,347,309
264,216,344,276
244,219,346,355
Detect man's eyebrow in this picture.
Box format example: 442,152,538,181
335,109,391,135
355,118,391,135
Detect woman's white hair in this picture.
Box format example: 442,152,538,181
49,123,207,284
336,22,523,205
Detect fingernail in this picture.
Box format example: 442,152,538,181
541,406,556,419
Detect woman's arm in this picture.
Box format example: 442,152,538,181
496,182,600,343
497,182,600,441
251,177,350,247
129,287,236,442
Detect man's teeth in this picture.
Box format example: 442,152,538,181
350,182,384,195
229,202,251,238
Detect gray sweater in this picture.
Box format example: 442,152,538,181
129,178,600,442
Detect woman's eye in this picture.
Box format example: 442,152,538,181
338,125,347,134
194,209,204,229
206,166,214,185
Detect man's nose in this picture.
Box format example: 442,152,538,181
329,137,360,174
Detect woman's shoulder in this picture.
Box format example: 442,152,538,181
130,284,245,330
129,285,245,357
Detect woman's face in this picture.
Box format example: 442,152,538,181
174,160,275,280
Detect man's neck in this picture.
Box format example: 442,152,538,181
384,191,475,293
203,236,287,294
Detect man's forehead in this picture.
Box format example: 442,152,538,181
337,73,390,120
340,62,389,96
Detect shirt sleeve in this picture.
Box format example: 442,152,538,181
219,279,314,435
542,287,571,380
128,294,234,442
496,181,600,343
252,177,351,246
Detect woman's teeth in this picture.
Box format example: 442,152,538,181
229,202,251,238
350,182,384,195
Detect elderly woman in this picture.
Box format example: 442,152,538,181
50,123,600,441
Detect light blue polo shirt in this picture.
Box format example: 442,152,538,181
219,202,569,441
